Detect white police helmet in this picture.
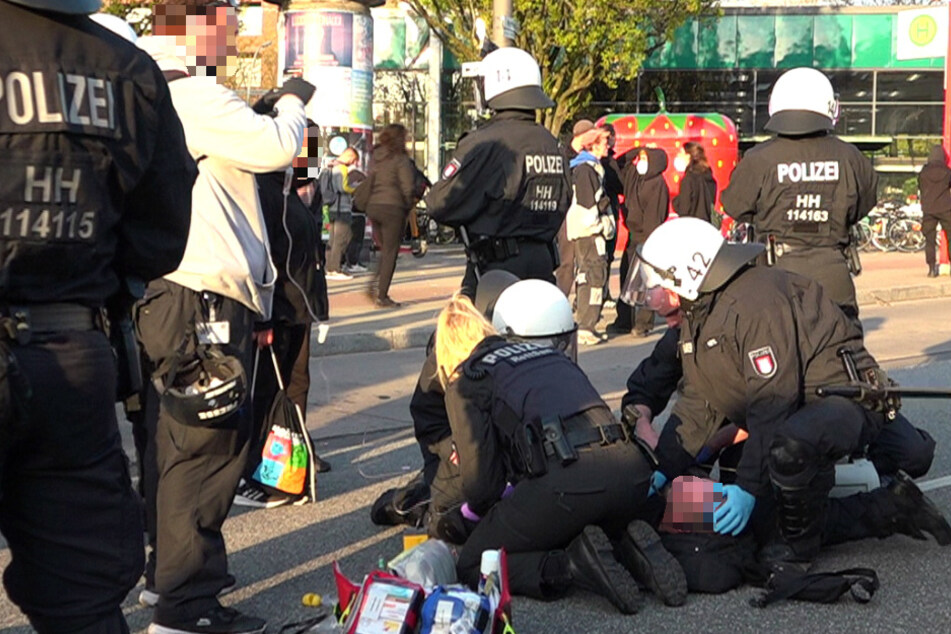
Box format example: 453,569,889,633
481,47,554,111
639,218,764,301
493,279,574,337
765,67,839,135
90,12,137,42
4,0,101,14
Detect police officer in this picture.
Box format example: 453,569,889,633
0,1,195,632
721,67,878,322
371,271,521,542
434,283,687,612
635,218,950,567
425,48,571,298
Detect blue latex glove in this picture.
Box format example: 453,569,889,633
648,471,668,498
712,484,755,536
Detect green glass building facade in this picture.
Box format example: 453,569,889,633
611,7,946,175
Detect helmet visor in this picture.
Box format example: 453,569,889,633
620,255,666,306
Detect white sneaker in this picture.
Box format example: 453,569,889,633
344,263,368,273
325,271,353,281
577,329,606,346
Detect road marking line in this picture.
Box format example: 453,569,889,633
918,475,951,492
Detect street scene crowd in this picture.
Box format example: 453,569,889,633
1,1,951,634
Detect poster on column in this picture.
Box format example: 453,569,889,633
283,9,373,130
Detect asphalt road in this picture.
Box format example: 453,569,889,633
1,299,951,633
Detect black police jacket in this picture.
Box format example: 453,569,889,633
656,266,877,496
621,326,682,417
425,110,570,242
721,134,878,249
0,3,195,306
444,336,606,516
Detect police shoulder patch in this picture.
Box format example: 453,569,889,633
442,159,461,180
748,346,777,379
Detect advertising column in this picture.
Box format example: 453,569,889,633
282,3,374,173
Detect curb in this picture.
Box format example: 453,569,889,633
312,324,434,357
313,283,951,358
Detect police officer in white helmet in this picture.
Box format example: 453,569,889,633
721,67,878,324
433,280,688,612
425,48,571,298
634,217,950,571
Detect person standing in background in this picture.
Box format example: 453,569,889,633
608,147,669,338
673,142,716,222
365,124,417,308
325,147,360,281
917,145,951,278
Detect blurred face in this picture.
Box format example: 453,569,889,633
155,4,238,82
293,125,322,179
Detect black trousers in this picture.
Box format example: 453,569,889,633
460,241,556,299
346,214,367,267
139,282,255,624
246,322,311,482
456,440,652,598
2,330,142,634
574,236,608,331
613,247,654,333
327,213,353,274
922,211,951,267
369,206,408,301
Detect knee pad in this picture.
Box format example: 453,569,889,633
769,435,821,486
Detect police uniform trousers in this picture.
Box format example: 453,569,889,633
144,282,255,624
461,241,555,299
573,236,608,331
1,328,143,634
921,210,951,268
456,440,652,598
773,247,859,321
747,405,935,547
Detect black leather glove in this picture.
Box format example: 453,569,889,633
276,77,316,105
251,88,281,115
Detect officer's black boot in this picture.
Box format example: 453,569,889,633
928,264,940,278
612,520,688,607
867,471,951,545
564,526,642,614
771,484,828,565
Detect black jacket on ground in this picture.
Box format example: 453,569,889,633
0,5,195,305
655,266,877,496
918,146,951,217
425,110,570,242
673,168,716,221
256,171,328,323
620,147,670,244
